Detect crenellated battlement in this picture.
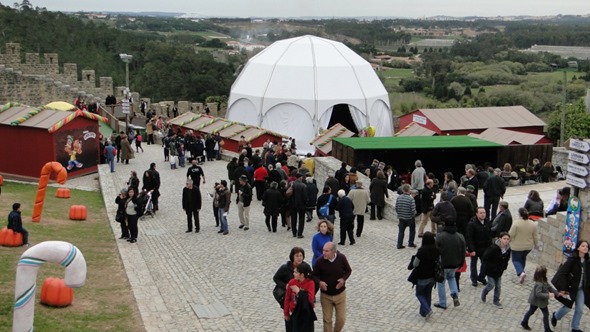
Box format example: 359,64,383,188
0,42,113,105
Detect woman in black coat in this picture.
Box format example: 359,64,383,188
409,232,439,319
273,247,307,332
551,239,590,332
369,170,389,220
115,189,129,239
262,181,283,232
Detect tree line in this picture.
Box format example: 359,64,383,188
0,4,237,102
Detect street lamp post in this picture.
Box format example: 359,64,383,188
119,53,133,131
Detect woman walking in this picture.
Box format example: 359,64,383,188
115,188,129,240
409,232,439,320
509,208,539,284
262,182,283,232
125,187,141,243
551,240,590,332
311,220,334,266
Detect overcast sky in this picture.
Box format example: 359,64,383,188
26,0,590,18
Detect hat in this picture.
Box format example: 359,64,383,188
239,175,248,181
466,185,475,191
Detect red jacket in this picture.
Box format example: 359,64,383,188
284,278,315,317
253,166,268,182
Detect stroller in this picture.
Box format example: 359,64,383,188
139,190,155,219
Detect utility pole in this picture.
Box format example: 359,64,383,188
119,53,133,132
560,70,567,146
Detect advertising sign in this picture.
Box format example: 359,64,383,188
563,196,582,257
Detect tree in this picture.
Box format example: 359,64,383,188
463,86,472,96
547,99,590,142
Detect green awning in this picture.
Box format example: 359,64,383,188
332,136,502,150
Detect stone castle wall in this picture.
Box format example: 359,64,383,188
0,42,113,106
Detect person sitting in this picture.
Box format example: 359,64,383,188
538,161,556,183
7,203,29,246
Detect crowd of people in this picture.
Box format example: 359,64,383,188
98,126,585,332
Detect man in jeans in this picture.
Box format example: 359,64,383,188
395,184,417,249
434,218,466,309
313,242,352,332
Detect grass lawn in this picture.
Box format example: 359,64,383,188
0,182,142,331
381,68,414,87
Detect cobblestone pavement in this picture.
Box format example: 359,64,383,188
96,143,584,332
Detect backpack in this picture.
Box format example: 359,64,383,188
318,195,333,217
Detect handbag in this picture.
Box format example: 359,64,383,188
434,256,445,283
407,255,418,285
115,211,125,223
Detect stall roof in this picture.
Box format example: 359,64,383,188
310,123,355,156
468,128,546,145
0,103,107,131
333,136,502,150
395,122,437,137
414,106,546,131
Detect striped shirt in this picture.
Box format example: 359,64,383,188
395,193,416,220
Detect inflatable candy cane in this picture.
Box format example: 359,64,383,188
13,241,87,332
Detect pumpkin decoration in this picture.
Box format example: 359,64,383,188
40,277,73,307
69,205,87,221
0,227,23,247
55,188,71,198
0,174,4,186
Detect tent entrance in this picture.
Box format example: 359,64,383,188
327,104,359,134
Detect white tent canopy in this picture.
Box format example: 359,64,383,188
227,35,394,154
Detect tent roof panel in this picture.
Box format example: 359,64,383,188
333,136,502,150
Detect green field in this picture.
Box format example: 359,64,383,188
0,182,142,332
381,68,414,87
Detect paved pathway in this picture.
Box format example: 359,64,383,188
95,143,584,332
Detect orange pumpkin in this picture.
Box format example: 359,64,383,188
69,205,87,220
0,174,4,186
0,227,23,247
40,277,73,307
55,188,71,198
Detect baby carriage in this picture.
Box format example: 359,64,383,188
139,190,155,219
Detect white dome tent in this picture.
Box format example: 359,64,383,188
226,35,394,154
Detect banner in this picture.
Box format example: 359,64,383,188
55,125,99,174
563,196,581,257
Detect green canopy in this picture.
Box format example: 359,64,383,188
333,136,502,150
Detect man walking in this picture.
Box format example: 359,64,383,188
395,184,417,249
411,159,426,215
491,201,512,238
187,159,206,187
142,163,161,212
418,179,436,237
103,141,117,173
483,168,505,220
313,242,352,332
290,174,308,238
335,190,355,246
450,187,474,236
466,207,493,287
7,203,28,246
434,218,466,309
347,181,370,238
182,179,202,233
236,175,253,231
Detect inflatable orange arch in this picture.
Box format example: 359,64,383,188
32,162,67,222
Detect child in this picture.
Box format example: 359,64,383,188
283,262,316,331
520,265,559,332
481,232,511,308
135,133,143,152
